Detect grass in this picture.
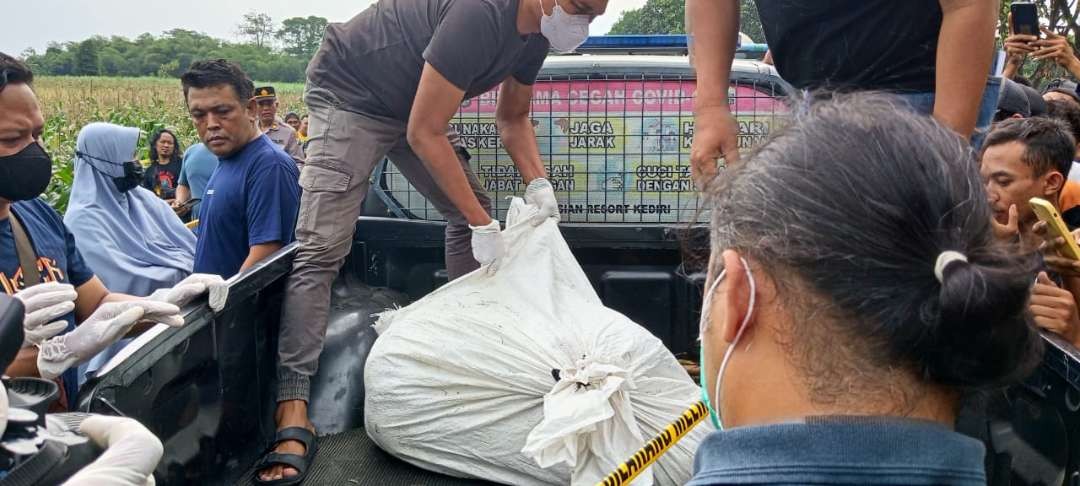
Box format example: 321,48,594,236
33,76,306,212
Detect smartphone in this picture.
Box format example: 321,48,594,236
1011,2,1039,36
1030,197,1080,260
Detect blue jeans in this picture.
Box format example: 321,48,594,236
894,77,1001,149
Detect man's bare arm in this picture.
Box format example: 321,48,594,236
687,0,739,111
241,242,284,272
934,0,999,138
687,0,742,185
408,63,492,226
175,185,191,205
496,78,546,183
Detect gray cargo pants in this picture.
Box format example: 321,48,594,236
276,84,493,402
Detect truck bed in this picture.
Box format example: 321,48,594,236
236,428,496,486
77,218,1080,485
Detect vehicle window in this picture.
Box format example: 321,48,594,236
379,66,787,224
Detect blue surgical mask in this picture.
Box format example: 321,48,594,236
698,256,756,430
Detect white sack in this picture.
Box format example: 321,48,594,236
365,199,712,486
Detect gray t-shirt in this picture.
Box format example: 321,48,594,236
307,0,550,121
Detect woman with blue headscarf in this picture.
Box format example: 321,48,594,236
65,123,196,295
64,123,226,382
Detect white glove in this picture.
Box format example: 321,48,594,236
14,282,78,348
524,178,560,226
64,415,163,486
147,273,228,312
37,300,182,380
470,219,505,270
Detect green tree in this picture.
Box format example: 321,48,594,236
277,16,328,58
157,60,180,78
39,44,75,75
237,11,275,48
608,0,765,44
73,38,102,76
609,0,684,34
23,29,311,82
98,46,125,75
739,0,765,44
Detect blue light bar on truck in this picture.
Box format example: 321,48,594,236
573,35,768,59
579,35,689,49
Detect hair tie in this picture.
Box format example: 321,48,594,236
934,251,968,283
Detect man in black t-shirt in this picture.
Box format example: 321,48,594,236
687,0,1000,187
265,1,610,483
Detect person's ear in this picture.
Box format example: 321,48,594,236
1045,170,1066,196
719,249,754,345
246,98,258,120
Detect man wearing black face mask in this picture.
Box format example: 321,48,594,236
0,53,220,409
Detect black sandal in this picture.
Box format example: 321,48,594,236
253,427,319,485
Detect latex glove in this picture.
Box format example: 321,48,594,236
64,415,163,486
470,219,505,270
14,282,78,348
37,300,182,380
147,273,228,312
524,178,560,226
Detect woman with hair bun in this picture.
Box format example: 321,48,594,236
690,93,1043,485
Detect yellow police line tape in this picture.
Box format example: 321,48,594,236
595,401,709,486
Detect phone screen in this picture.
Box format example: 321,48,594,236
1011,2,1039,36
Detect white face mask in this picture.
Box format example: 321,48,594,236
698,256,756,430
539,0,591,54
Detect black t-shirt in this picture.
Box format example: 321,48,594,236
142,159,182,199
753,0,943,93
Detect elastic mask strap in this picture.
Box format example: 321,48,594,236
75,151,125,166
77,151,137,182
700,256,756,430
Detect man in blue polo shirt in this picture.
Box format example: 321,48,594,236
181,60,300,278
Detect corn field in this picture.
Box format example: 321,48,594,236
33,76,305,212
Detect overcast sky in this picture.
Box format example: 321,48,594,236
2,0,648,56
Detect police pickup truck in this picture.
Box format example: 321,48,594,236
74,36,1080,486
